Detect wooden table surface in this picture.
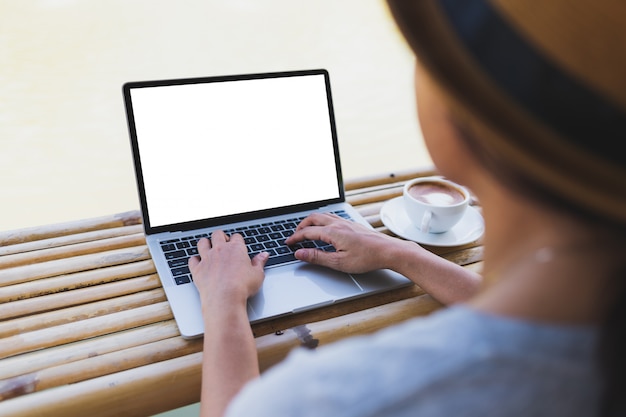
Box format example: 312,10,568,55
0,167,483,417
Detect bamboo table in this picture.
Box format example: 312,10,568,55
0,167,483,416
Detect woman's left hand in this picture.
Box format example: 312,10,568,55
189,230,269,310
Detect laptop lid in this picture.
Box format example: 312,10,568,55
123,69,345,235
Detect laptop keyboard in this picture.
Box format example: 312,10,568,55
159,210,352,285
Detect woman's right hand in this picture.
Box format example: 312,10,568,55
286,212,482,305
284,212,404,274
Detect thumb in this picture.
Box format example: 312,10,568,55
294,248,330,267
252,251,270,269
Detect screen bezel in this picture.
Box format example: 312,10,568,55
123,69,346,235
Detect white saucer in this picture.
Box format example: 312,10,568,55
380,197,484,247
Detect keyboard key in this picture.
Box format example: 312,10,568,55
176,241,191,249
161,243,176,252
265,253,297,267
168,258,188,268
276,246,291,254
162,239,180,244
165,250,187,260
172,266,190,276
175,275,192,285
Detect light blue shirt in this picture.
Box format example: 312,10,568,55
226,305,601,417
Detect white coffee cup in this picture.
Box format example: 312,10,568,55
403,177,470,234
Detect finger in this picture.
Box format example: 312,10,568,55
294,248,335,269
224,233,250,257
188,255,200,270
295,212,334,231
229,232,244,243
196,237,211,254
210,230,228,244
251,251,270,269
285,225,328,245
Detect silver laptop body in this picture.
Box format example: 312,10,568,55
123,69,411,338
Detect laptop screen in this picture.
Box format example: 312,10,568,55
124,70,344,232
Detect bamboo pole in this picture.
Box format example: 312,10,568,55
0,224,144,258
0,274,162,321
0,210,142,246
0,288,166,338
0,245,151,287
347,187,404,207
0,232,147,269
0,336,204,401
0,321,180,381
0,302,173,360
357,201,387,218
0,352,204,417
0,259,155,303
344,166,438,191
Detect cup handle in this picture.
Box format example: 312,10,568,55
420,210,432,233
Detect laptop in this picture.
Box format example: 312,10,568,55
123,69,411,339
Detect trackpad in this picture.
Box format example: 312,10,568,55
247,263,363,320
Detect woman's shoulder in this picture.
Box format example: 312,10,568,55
366,304,597,359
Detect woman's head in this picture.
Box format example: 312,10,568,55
387,0,626,228
389,3,626,414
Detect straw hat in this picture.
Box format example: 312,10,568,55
386,0,626,225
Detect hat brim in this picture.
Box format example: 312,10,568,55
386,0,626,224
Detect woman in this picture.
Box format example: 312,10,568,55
189,0,626,416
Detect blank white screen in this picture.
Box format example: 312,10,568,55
129,74,341,228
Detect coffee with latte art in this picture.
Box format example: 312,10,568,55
408,181,465,206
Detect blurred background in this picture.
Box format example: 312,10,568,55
1,0,431,234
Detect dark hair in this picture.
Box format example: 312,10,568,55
450,116,626,417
